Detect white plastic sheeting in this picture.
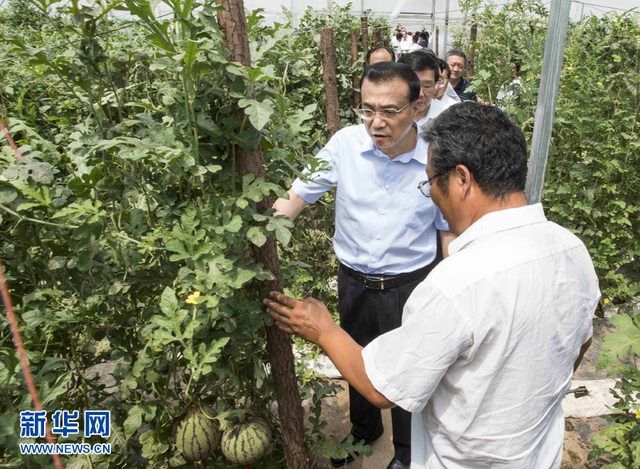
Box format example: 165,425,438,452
243,0,640,57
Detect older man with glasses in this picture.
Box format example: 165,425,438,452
273,62,453,469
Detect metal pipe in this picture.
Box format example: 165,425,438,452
525,0,572,204
432,0,436,37
443,0,450,55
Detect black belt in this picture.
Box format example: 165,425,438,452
340,263,433,290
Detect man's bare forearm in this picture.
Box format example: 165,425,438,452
317,323,395,409
273,189,309,221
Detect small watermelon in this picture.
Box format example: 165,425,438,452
174,405,221,462
221,416,272,465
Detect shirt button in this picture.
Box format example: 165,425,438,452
376,235,381,240
372,258,377,263
385,184,390,190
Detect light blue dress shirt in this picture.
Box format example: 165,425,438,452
291,124,448,275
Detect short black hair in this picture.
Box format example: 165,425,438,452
437,58,450,79
445,49,468,66
361,62,421,103
419,32,428,41
398,50,440,82
422,102,528,199
365,46,396,66
396,32,403,41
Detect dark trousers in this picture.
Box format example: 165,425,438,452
337,262,435,464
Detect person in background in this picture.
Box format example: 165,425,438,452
272,62,452,469
398,28,412,56
434,58,461,109
408,33,423,53
445,49,478,102
394,31,404,56
365,46,396,67
265,102,599,469
391,27,401,51
418,31,430,48
496,61,522,110
398,51,446,130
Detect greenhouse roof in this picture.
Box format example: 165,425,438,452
244,0,640,30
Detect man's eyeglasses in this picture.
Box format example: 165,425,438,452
356,102,410,121
417,174,440,197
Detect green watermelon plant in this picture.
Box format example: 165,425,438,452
0,0,389,467
588,301,640,468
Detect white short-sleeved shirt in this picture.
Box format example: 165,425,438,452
362,204,600,468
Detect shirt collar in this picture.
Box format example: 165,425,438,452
360,123,428,165
448,203,547,256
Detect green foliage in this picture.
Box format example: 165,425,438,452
452,1,640,301
0,1,388,467
4,0,47,28
589,305,640,467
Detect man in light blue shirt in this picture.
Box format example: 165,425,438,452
274,62,453,469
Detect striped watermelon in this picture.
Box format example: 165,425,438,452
174,405,221,462
221,416,272,465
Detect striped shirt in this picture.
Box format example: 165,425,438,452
453,77,478,102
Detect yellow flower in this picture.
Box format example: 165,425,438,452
566,66,573,71
636,410,640,419
604,298,610,304
602,184,607,189
598,81,603,87
186,291,201,305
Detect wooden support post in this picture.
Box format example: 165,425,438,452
217,1,311,468
468,21,477,81
435,26,439,56
351,29,360,109
361,16,369,51
321,27,341,137
372,27,381,46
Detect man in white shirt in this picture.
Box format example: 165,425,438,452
434,58,461,109
391,27,401,51
265,102,600,468
408,34,423,53
398,51,446,131
398,28,412,56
